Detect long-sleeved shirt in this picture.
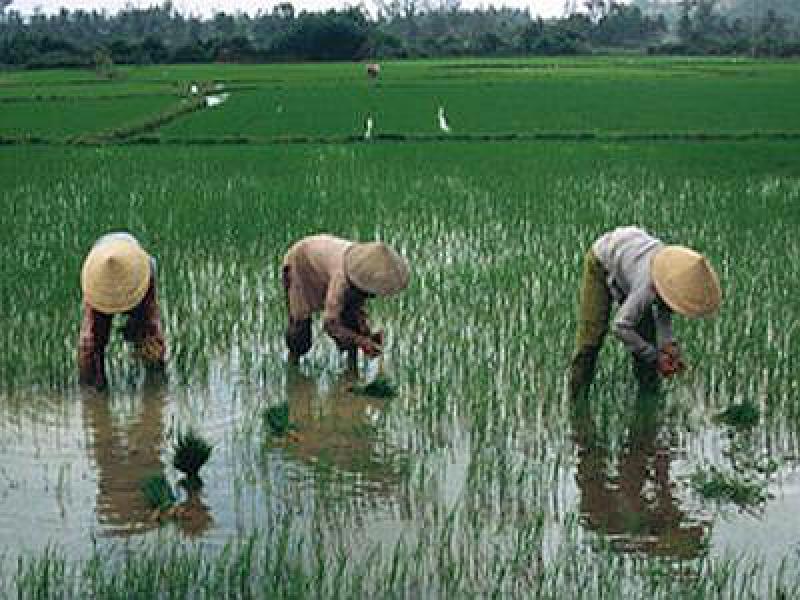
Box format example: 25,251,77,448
282,234,371,349
78,233,165,386
592,226,673,363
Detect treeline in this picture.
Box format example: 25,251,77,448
0,0,799,69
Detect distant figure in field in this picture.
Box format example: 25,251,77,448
78,232,166,388
366,63,381,79
568,226,721,397
282,234,410,368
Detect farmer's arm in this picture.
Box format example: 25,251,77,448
322,275,380,355
654,300,675,350
612,287,659,364
78,303,112,387
123,267,166,366
653,300,685,374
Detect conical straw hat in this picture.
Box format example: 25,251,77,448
344,242,410,297
651,245,721,318
81,238,151,314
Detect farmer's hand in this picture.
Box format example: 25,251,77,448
657,343,685,377
358,336,383,358
135,336,166,367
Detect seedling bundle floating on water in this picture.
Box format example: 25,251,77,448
172,427,213,484
263,402,297,437
713,401,760,429
350,375,396,398
141,474,176,512
350,352,397,398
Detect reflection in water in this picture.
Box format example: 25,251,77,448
81,377,211,537
283,370,407,497
170,482,213,537
571,392,709,560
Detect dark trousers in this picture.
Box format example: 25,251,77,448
569,249,659,398
283,266,312,360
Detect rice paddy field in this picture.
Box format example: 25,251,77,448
1,57,799,597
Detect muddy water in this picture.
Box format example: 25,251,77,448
2,360,799,573
0,364,416,561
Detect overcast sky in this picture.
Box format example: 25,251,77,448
10,0,571,19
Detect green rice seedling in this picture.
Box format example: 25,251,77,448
350,375,396,398
263,402,296,437
172,428,213,483
714,401,760,429
141,473,176,511
690,466,770,510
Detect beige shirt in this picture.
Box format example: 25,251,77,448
282,234,354,322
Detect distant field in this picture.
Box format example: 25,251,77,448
0,95,182,137
1,57,798,141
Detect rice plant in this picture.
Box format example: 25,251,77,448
172,427,213,483
350,375,397,398
141,473,176,511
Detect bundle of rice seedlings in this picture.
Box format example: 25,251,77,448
714,401,760,429
141,473,176,511
263,402,296,437
350,375,396,398
172,428,213,481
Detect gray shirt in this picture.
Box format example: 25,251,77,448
592,226,673,363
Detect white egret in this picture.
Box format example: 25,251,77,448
438,106,451,133
364,114,374,140
205,93,230,108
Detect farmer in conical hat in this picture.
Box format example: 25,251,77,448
282,234,410,367
78,232,167,388
568,226,721,397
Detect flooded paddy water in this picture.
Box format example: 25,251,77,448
1,141,799,596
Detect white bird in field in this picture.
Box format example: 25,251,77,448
205,92,230,108
364,114,374,140
438,106,451,133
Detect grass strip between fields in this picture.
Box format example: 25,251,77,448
0,85,258,104
3,129,800,146
64,95,208,144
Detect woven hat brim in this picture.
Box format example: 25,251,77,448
652,246,721,318
81,240,151,314
344,242,410,297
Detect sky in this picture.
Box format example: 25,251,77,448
9,0,571,19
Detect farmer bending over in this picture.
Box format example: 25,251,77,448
282,234,409,367
569,226,721,397
78,232,166,388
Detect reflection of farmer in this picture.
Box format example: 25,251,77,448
569,226,721,397
82,380,212,537
282,234,410,368
571,394,708,559
78,233,166,388
283,370,403,492
81,382,167,536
